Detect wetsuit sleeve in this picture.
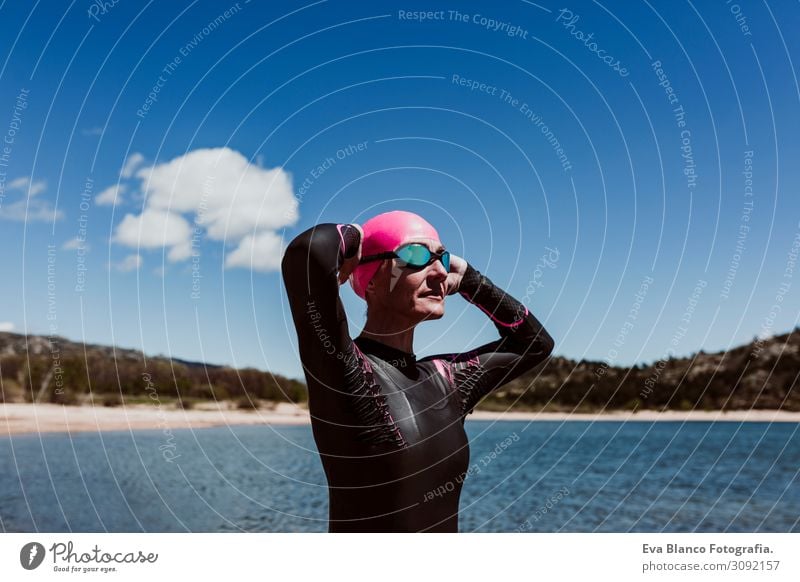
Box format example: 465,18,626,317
281,222,361,389
436,263,555,416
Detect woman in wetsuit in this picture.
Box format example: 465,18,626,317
281,210,554,532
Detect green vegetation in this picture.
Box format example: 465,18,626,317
0,332,305,407
479,327,800,412
1,328,798,412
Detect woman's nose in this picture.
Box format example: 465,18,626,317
429,258,448,278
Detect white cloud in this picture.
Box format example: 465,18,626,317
62,237,89,251
0,177,62,222
0,199,63,222
167,240,192,262
225,231,285,272
82,127,104,136
113,254,142,272
136,148,297,239
0,322,14,332
112,147,298,272
121,152,145,178
95,184,125,206
8,176,47,197
113,208,193,261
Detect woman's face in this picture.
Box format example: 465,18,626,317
366,237,449,324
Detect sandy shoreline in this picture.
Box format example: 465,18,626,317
0,402,308,437
2,403,799,436
468,409,800,423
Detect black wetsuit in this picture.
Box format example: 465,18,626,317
281,223,554,532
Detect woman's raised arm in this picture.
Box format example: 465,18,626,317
425,262,555,416
281,223,361,389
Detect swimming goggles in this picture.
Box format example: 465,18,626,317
359,243,450,271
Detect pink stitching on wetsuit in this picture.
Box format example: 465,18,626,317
347,342,407,448
433,358,455,389
453,354,484,416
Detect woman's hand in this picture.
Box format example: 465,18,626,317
338,224,363,285
445,253,468,295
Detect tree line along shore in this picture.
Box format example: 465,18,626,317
1,328,798,413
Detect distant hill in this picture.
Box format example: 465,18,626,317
1,329,798,411
0,332,304,408
481,327,800,412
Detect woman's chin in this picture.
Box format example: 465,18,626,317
418,299,445,319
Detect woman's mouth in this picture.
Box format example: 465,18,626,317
421,291,443,300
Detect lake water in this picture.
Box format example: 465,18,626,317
1,421,797,532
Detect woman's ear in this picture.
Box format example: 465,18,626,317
364,276,376,302
365,262,388,303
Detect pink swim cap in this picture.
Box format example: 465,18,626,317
350,210,441,300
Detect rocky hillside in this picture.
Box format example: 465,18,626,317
1,328,798,411
0,332,305,407
484,327,800,412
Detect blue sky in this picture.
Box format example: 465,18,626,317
0,0,798,380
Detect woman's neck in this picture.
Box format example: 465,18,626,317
359,319,415,354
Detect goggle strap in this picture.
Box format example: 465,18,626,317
359,251,396,264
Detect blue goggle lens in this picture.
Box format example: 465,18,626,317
395,244,450,270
